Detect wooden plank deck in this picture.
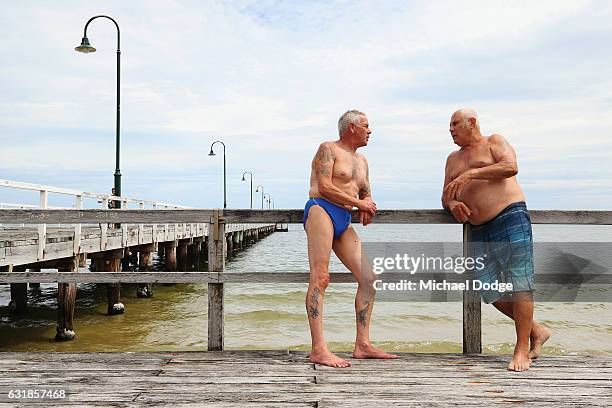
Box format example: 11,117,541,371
0,351,610,407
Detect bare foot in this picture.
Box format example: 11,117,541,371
508,349,531,372
529,324,551,360
353,342,400,359
309,349,351,368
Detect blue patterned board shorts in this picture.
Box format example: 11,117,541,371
470,201,536,304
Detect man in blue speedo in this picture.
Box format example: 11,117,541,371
442,108,551,372
303,110,399,368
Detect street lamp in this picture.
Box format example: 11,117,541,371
255,185,264,209
208,141,226,208
75,15,122,208
241,171,253,209
263,193,271,209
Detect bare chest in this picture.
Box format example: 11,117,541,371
449,146,496,181
333,151,366,185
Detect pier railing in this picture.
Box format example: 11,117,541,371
1,208,611,353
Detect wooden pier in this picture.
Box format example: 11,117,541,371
0,351,610,406
1,201,611,406
0,180,277,342
1,207,611,352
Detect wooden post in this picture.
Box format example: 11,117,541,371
10,265,27,313
56,256,78,341
78,253,87,268
236,231,243,250
177,239,189,272
208,209,225,351
73,195,83,255
102,249,125,315
29,267,41,289
187,243,195,270
137,243,155,298
193,237,203,269
164,241,177,271
38,190,47,260
202,237,208,262
463,223,482,354
226,233,234,258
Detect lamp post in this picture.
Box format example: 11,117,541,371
263,193,271,210
241,171,253,209
255,185,264,209
75,15,122,208
208,141,226,208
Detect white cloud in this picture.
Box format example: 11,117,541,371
1,0,611,209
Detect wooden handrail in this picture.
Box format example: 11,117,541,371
1,207,610,354
1,208,611,225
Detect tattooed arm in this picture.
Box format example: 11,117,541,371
315,143,376,214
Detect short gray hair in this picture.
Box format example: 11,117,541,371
456,108,479,127
338,110,365,136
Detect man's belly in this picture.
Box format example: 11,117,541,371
459,180,525,225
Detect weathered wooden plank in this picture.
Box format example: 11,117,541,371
131,386,611,403
0,404,315,408
2,369,610,386
0,352,609,407
2,270,602,284
1,209,611,225
318,400,609,408
0,209,215,224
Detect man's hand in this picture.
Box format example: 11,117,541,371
449,201,471,223
357,197,377,215
443,171,473,201
359,210,374,226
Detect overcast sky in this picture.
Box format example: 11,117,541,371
1,0,611,210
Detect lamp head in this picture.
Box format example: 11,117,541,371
75,37,96,53
241,175,245,181
208,149,215,156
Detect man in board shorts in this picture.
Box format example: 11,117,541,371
303,110,399,368
442,108,551,371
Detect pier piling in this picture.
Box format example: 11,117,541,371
164,241,177,272
9,265,27,313
99,249,125,315
177,239,189,272
56,256,77,341
137,243,155,298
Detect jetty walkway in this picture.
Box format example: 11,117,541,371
0,351,610,406
0,179,276,340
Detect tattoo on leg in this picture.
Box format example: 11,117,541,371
357,301,370,327
309,287,321,319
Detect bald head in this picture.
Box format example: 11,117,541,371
452,108,480,130
449,108,483,146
